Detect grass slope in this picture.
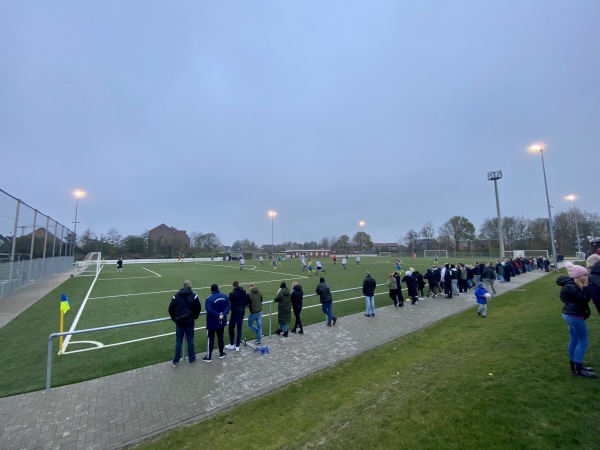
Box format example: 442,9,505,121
136,271,600,450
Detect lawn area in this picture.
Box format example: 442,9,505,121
135,267,600,450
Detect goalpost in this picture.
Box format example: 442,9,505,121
74,252,102,277
274,252,288,260
252,253,268,260
424,250,447,259
377,252,392,257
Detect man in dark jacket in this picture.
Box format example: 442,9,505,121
204,284,231,362
168,280,201,367
394,271,404,307
226,281,248,352
482,264,497,296
291,281,304,334
362,271,377,317
316,277,337,326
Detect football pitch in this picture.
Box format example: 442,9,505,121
62,257,417,355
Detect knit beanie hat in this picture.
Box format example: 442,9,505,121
280,282,286,289
586,254,600,268
566,262,588,278
319,277,325,282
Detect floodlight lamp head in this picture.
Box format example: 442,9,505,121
487,170,502,181
565,194,577,202
529,143,544,153
73,190,86,199
359,220,365,227
268,210,277,218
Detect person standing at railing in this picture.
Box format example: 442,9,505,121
316,277,337,327
168,280,201,367
204,284,231,362
247,283,264,344
226,281,248,352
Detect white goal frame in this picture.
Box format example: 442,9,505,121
252,253,268,260
273,252,288,260
424,250,447,259
377,252,391,257
74,252,102,277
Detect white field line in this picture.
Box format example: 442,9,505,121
62,264,105,353
97,267,161,281
142,267,162,277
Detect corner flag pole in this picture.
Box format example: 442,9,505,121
59,294,71,355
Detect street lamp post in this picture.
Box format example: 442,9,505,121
359,220,365,254
487,170,505,258
565,195,582,256
72,190,85,258
529,144,558,271
268,211,277,258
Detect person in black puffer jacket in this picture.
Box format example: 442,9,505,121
558,262,596,378
291,281,304,334
168,280,201,366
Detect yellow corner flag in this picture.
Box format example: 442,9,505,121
60,294,71,314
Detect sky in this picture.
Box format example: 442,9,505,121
2,1,599,247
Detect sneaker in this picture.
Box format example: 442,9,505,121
235,346,240,352
298,330,304,334
333,317,337,326
171,361,179,368
255,340,262,345
365,314,371,317
291,328,297,333
219,352,227,359
202,356,212,363
189,358,196,365
371,313,375,317
327,320,332,327
225,344,235,350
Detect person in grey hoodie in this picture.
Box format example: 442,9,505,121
246,283,263,344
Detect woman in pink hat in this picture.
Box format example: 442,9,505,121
557,262,596,378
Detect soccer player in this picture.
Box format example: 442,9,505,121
272,258,278,271
342,257,347,270
259,256,264,265
239,257,245,271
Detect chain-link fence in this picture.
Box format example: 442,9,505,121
0,189,74,298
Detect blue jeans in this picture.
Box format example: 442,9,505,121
228,314,245,347
247,312,263,342
365,296,375,315
174,323,195,364
562,313,590,363
322,301,334,322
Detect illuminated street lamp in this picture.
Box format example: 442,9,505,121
72,190,85,258
268,210,277,258
565,194,582,255
359,220,365,254
529,144,558,270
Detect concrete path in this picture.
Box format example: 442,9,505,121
0,270,549,449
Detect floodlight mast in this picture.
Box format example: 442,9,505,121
487,171,504,258
529,144,558,271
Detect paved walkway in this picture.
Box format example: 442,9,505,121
0,270,549,449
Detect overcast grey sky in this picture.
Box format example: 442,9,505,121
2,1,599,247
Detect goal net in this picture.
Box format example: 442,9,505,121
74,252,102,277
274,252,288,260
252,253,268,260
424,250,447,259
377,252,391,257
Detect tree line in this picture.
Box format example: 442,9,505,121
5,208,594,260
